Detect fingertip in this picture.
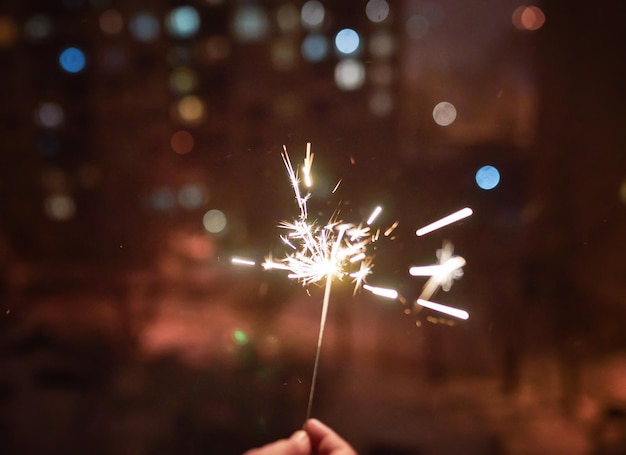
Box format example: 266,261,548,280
290,430,311,453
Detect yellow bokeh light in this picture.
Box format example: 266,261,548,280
175,95,205,126
169,67,198,94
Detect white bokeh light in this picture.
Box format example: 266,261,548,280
432,101,457,126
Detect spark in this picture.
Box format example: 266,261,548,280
414,240,466,301
366,206,383,225
416,207,473,236
363,284,398,300
231,257,256,266
417,299,469,320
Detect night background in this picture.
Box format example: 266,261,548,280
0,1,625,454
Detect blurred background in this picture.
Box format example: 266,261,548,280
0,1,625,454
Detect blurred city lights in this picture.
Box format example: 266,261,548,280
129,12,160,42
170,130,195,155
233,4,270,42
271,39,297,71
36,102,65,129
334,59,366,90
59,47,87,73
0,15,18,48
369,30,395,59
175,95,206,126
301,1,325,30
335,28,360,55
232,330,249,345
166,6,201,39
475,165,501,190
203,209,227,234
178,184,207,209
24,14,53,41
202,36,231,62
405,14,429,39
369,91,393,117
512,6,546,31
44,194,76,221
151,187,177,212
276,4,300,33
169,67,198,94
302,34,329,62
365,0,390,23
99,9,124,35
432,101,457,126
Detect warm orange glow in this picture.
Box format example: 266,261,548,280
512,6,546,31
171,130,195,155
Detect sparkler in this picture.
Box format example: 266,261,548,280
262,144,390,420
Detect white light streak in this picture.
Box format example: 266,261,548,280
416,207,473,236
364,284,398,300
417,299,469,320
366,206,383,225
231,257,256,266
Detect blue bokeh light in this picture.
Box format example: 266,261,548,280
129,12,160,42
475,165,501,190
302,34,329,62
59,47,86,73
167,6,201,38
334,28,360,55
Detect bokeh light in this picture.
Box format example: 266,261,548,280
369,91,393,117
334,59,366,91
99,10,123,35
271,39,297,71
202,36,231,62
24,14,54,41
276,4,300,33
512,6,546,31
406,14,429,39
178,184,207,210
59,47,86,73
619,179,626,205
232,330,249,346
369,30,394,59
302,34,329,62
170,130,195,155
301,1,325,30
475,165,501,190
129,12,160,42
365,0,390,23
203,209,227,234
432,101,457,126
175,95,206,126
0,15,18,48
233,4,270,42
99,47,127,73
335,28,360,55
35,102,65,129
169,67,198,95
151,187,176,212
44,194,76,221
166,6,201,39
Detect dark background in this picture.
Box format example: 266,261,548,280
0,1,625,454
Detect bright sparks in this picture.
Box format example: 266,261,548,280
363,284,398,300
417,299,469,320
416,207,473,236
262,145,384,293
231,257,256,266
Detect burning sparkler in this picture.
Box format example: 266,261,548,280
262,143,391,420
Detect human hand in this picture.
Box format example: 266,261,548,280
243,430,311,455
243,419,356,455
305,418,357,455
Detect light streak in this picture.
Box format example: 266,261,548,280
416,299,469,320
416,207,473,237
363,284,398,300
366,206,383,225
415,241,466,301
231,257,256,266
